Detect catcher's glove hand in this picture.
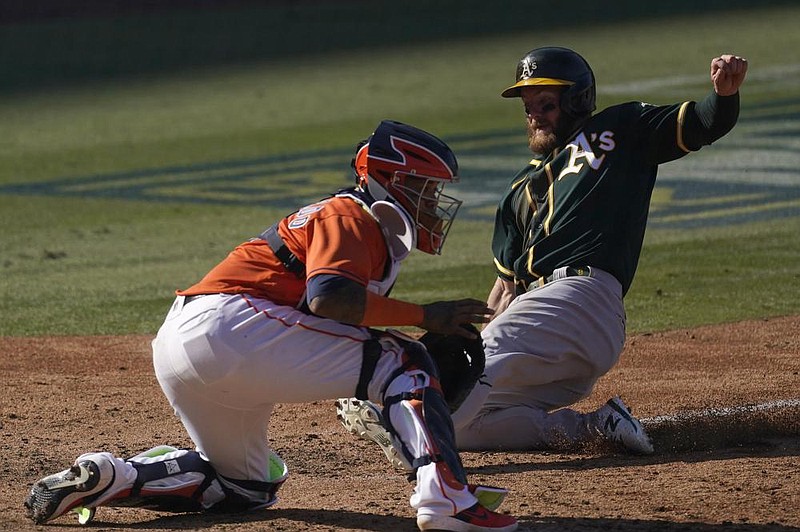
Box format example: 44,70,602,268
419,324,486,412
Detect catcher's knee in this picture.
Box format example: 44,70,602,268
370,325,486,412
354,330,440,401
351,329,476,483
213,452,289,512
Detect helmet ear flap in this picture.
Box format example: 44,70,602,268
560,54,596,118
352,138,371,186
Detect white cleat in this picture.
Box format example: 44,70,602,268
24,456,114,524
335,397,413,472
595,396,654,455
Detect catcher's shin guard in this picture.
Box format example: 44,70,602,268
388,385,468,484
381,341,468,487
113,447,227,512
103,447,287,515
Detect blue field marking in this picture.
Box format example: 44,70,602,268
648,180,800,229
1,118,798,229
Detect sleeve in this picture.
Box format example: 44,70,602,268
304,211,387,287
635,91,740,165
680,91,740,150
634,101,693,165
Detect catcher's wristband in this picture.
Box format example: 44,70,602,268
359,291,424,327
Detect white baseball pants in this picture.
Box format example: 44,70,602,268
152,293,478,517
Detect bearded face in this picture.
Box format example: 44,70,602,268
520,86,570,155
527,120,560,154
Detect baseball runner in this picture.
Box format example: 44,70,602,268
24,120,518,532
339,47,748,462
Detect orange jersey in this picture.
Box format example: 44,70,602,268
179,195,390,307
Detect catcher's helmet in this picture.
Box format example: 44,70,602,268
501,46,596,119
352,120,462,255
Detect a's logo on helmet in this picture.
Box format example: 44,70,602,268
520,59,537,80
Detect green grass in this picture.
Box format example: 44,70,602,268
626,218,800,332
2,5,799,336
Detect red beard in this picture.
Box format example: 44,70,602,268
527,120,559,154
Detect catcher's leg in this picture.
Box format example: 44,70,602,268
334,397,509,511
369,337,517,531
24,446,288,525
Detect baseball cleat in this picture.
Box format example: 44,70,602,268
335,397,413,472
417,503,518,531
24,458,113,524
595,396,654,454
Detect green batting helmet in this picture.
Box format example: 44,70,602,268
501,46,596,119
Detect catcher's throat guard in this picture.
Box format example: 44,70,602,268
370,200,415,260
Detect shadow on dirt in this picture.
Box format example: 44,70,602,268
519,516,797,531
60,507,798,531
71,507,412,531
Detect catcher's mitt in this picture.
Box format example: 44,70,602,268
419,324,486,412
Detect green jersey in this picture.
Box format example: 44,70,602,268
492,99,703,296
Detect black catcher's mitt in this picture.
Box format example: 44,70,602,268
419,324,486,412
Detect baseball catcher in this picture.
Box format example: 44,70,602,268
24,120,518,532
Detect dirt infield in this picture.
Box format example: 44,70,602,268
2,316,799,531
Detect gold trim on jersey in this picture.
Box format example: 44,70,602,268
676,101,692,153
524,161,555,280
523,179,534,214
493,257,515,278
511,176,527,191
542,163,555,235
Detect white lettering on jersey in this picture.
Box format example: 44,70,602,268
557,130,616,180
288,200,330,229
598,131,616,151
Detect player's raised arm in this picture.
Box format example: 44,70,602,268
711,54,748,96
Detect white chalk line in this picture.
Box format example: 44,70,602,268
601,63,800,95
641,398,800,425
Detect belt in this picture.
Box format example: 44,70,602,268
529,266,592,291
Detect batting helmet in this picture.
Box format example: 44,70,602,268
501,46,596,119
352,120,462,255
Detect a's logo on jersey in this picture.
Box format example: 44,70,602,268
557,130,616,180
520,59,537,79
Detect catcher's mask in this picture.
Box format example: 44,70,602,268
501,46,596,120
352,120,462,255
